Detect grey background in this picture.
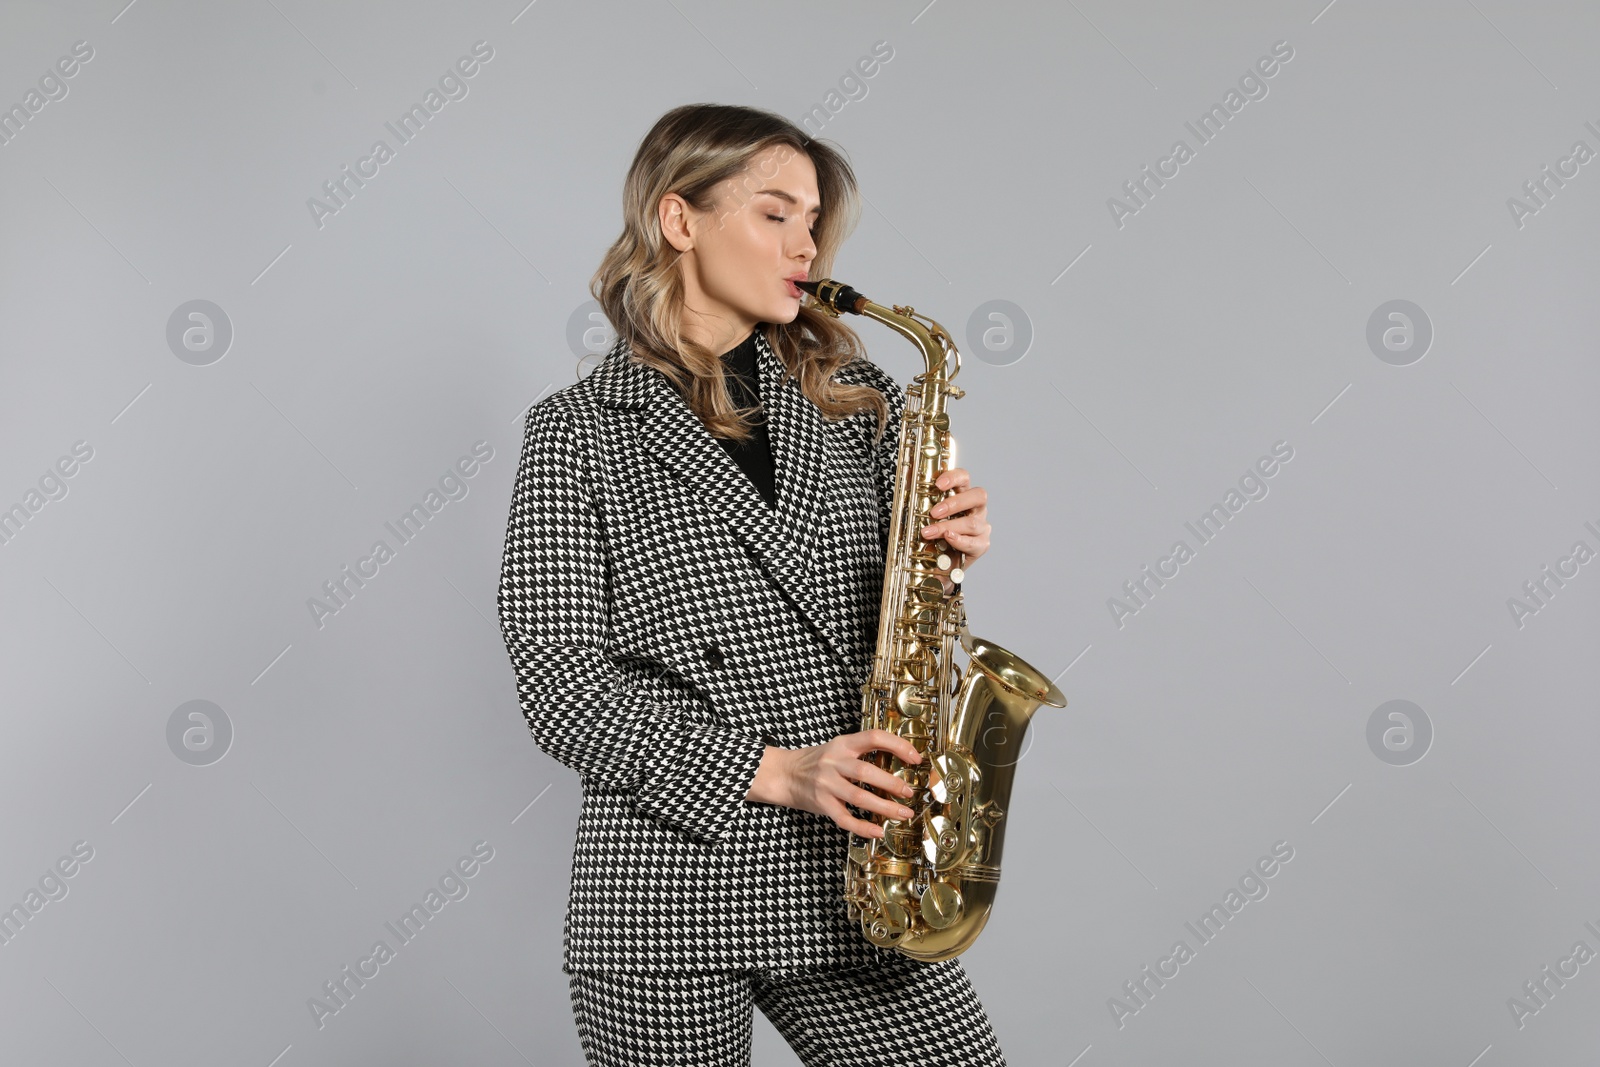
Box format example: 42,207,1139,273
2,0,1597,1064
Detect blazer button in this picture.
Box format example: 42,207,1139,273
703,643,726,669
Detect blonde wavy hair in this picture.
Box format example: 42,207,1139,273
590,103,890,445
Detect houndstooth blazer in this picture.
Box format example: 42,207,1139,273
497,327,910,974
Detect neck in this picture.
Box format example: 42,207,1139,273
721,325,758,356
680,308,759,358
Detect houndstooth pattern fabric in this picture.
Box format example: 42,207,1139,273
568,955,1008,1066
498,327,910,974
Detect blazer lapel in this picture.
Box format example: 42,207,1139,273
756,328,826,569
587,331,856,668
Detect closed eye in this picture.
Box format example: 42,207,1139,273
767,213,817,234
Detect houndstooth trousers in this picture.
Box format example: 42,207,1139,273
567,955,1008,1067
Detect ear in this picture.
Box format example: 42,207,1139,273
659,192,695,253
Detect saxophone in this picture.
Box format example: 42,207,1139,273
798,278,1067,962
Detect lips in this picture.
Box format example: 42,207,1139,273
785,275,807,297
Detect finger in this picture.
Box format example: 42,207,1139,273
867,729,922,766
925,511,981,534
834,743,913,787
859,762,916,798
846,782,916,823
929,487,984,519
935,468,971,492
826,798,892,839
937,525,988,547
923,518,987,543
833,757,900,792
939,533,986,567
923,504,985,539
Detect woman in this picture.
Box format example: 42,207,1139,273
497,103,1005,1066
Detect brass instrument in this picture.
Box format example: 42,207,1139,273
798,278,1067,962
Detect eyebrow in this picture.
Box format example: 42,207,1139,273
753,189,821,218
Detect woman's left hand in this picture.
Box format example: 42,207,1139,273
921,467,988,590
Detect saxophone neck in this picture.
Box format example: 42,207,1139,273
855,299,959,391
796,277,961,392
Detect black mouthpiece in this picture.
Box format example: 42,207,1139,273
794,278,867,315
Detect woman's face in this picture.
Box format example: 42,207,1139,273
662,144,820,356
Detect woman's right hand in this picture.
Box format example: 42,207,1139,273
751,731,923,838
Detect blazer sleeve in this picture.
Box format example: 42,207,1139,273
497,395,767,846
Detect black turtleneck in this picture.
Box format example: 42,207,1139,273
712,328,777,509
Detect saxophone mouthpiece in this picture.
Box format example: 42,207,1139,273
794,278,867,315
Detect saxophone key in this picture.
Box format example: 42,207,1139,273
920,880,964,930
